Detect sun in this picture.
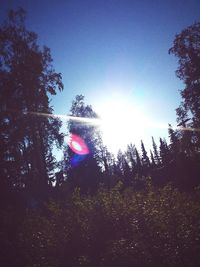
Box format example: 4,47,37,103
96,99,149,153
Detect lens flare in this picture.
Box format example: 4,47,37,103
70,154,87,167
67,133,89,155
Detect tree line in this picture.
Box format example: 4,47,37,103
0,8,200,267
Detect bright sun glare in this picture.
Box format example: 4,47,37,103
97,100,151,153
32,98,166,155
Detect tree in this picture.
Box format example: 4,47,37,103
141,140,150,169
65,95,101,192
152,136,160,165
98,143,115,175
0,8,64,192
116,150,131,181
126,143,137,172
169,22,200,84
135,147,142,175
168,124,180,159
176,107,195,156
94,138,117,189
159,138,170,165
150,149,156,167
169,22,200,149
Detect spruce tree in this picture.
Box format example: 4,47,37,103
159,138,170,165
126,144,137,172
152,136,160,165
135,148,142,174
168,124,180,159
141,140,150,168
150,149,156,167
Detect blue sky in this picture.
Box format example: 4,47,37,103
1,0,200,153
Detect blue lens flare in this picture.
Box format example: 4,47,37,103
70,154,87,167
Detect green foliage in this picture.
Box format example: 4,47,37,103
17,182,200,267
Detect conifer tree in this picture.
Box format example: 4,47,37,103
150,149,156,167
159,138,170,165
152,136,160,165
141,140,150,168
126,144,137,172
135,147,142,174
116,149,131,186
168,124,180,159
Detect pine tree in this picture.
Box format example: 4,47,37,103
135,148,142,174
126,144,137,172
159,138,170,165
97,143,115,188
168,124,180,159
152,136,160,165
150,149,156,167
141,140,150,168
116,149,131,186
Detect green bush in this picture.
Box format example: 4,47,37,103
19,181,200,267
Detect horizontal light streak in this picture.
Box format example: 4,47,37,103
5,109,200,132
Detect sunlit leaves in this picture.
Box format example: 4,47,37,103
19,182,200,266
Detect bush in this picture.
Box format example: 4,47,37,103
17,181,200,267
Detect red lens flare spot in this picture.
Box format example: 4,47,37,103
67,133,89,155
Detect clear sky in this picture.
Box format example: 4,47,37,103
1,0,200,154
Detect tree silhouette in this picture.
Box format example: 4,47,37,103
159,138,170,165
168,124,179,159
65,95,101,192
135,147,142,175
141,140,150,167
150,149,156,167
152,136,160,165
0,8,64,193
169,22,200,150
116,149,131,186
1,13,200,267
126,143,137,172
97,141,117,188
